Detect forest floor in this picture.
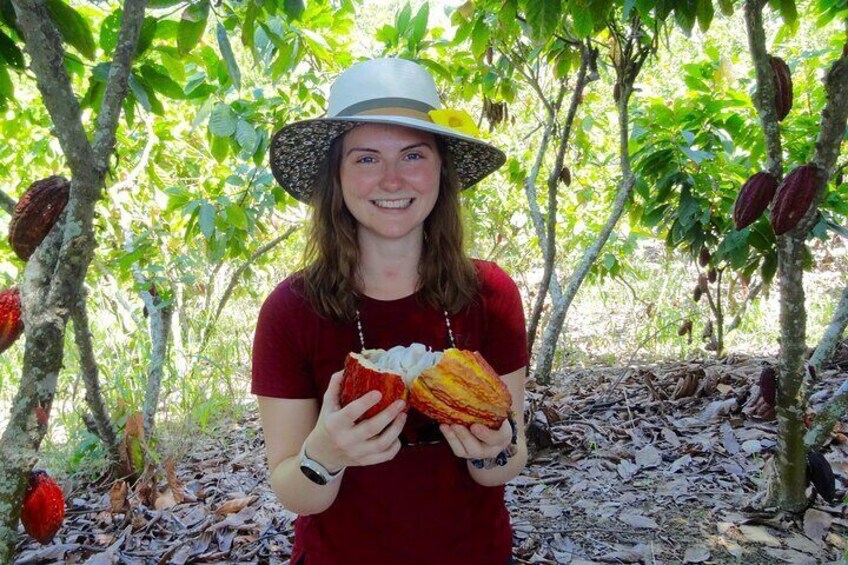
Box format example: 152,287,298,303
13,348,848,564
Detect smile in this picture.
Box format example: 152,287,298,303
372,198,414,209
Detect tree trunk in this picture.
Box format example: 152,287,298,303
0,0,147,559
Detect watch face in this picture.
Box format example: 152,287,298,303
300,464,328,485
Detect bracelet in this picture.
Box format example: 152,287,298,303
470,413,518,470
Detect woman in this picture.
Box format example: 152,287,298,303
252,58,528,564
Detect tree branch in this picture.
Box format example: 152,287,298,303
810,285,848,374
0,187,15,215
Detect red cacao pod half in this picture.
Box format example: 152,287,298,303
733,172,779,230
768,55,793,122
21,470,65,544
341,343,512,428
8,176,70,261
0,287,23,355
770,164,820,235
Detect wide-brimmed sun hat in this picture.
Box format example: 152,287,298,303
269,57,506,202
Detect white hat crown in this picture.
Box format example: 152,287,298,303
327,58,442,118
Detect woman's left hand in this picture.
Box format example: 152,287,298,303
439,418,512,460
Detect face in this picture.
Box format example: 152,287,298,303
339,123,441,245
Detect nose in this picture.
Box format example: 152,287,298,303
378,162,403,192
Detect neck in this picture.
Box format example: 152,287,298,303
358,231,423,300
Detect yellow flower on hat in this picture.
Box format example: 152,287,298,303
429,109,480,137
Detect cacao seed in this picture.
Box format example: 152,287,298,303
770,164,820,235
0,287,23,355
806,451,836,503
733,172,778,230
8,176,70,261
759,366,776,406
768,55,793,122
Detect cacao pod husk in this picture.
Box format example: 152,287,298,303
770,164,820,236
410,348,511,428
768,55,793,122
698,248,711,267
733,172,778,230
759,366,776,406
708,268,717,284
677,320,692,337
806,451,836,503
8,176,70,261
341,349,412,421
0,287,23,355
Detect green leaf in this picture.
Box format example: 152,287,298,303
770,0,798,24
673,0,697,35
0,28,23,69
528,0,561,40
760,251,777,284
396,3,412,35
718,0,734,16
216,22,241,89
45,0,96,60
235,119,258,153
137,17,158,56
148,0,184,7
409,2,429,45
209,103,236,136
695,0,714,32
225,202,248,230
129,73,164,114
199,201,216,238
0,63,12,100
140,64,185,99
210,133,229,161
283,0,305,20
470,17,489,61
178,1,210,56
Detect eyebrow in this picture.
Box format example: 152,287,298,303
345,142,433,157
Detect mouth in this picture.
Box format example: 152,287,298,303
372,198,414,210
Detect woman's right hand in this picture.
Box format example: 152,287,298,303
302,370,407,472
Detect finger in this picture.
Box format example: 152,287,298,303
323,370,346,412
449,425,484,453
470,422,510,448
356,437,403,466
340,390,383,422
354,400,406,440
440,424,469,458
367,411,407,452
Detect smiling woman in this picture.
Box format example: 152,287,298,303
252,57,528,564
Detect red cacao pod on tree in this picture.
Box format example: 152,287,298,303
698,248,711,267
768,55,793,122
559,166,572,186
341,344,512,428
733,172,778,230
770,164,820,235
0,287,23,354
8,176,70,261
20,470,65,544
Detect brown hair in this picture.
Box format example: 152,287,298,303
300,132,478,322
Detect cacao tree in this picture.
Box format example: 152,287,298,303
741,0,848,511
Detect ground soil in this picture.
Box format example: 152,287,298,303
13,351,848,564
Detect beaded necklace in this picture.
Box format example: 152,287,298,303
354,307,456,351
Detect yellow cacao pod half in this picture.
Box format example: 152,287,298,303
410,349,511,429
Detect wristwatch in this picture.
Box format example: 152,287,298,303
298,442,345,485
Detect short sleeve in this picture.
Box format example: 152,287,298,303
475,261,529,376
251,278,319,398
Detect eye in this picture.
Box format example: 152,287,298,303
404,152,424,161
355,154,377,164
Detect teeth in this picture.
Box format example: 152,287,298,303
373,199,412,209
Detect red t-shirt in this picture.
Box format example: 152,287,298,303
251,260,528,565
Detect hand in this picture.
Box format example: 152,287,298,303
439,418,512,461
304,370,407,471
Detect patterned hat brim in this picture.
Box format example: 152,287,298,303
269,115,506,203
